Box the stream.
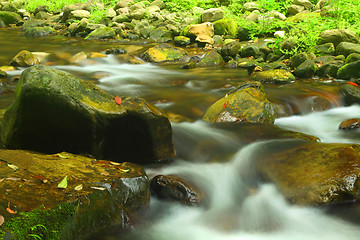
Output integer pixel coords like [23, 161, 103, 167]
[1, 29, 360, 239]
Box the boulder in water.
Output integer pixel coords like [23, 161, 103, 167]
[198, 50, 225, 67]
[0, 149, 149, 239]
[258, 142, 360, 205]
[339, 118, 360, 130]
[340, 82, 360, 105]
[142, 43, 186, 63]
[10, 50, 40, 67]
[85, 26, 116, 40]
[252, 69, 295, 84]
[293, 59, 317, 78]
[202, 81, 275, 124]
[24, 26, 56, 38]
[1, 65, 175, 164]
[150, 175, 203, 205]
[0, 11, 22, 26]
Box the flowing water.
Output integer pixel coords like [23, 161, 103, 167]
[1, 29, 360, 239]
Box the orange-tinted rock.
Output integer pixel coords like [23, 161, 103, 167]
[339, 118, 360, 130]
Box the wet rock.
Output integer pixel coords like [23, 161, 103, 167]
[0, 149, 149, 239]
[290, 52, 312, 68]
[319, 29, 359, 47]
[345, 53, 360, 64]
[316, 61, 343, 78]
[241, 45, 260, 58]
[337, 60, 360, 80]
[24, 26, 56, 38]
[201, 8, 224, 22]
[149, 27, 173, 42]
[221, 40, 241, 58]
[0, 11, 22, 26]
[339, 118, 360, 130]
[1, 65, 175, 164]
[293, 59, 317, 78]
[213, 18, 238, 38]
[202, 81, 274, 124]
[340, 82, 360, 105]
[258, 142, 360, 205]
[313, 43, 335, 55]
[10, 50, 40, 67]
[105, 48, 127, 55]
[174, 36, 191, 47]
[142, 43, 186, 63]
[198, 50, 225, 67]
[336, 42, 360, 58]
[85, 26, 116, 40]
[252, 69, 295, 84]
[186, 22, 214, 44]
[150, 175, 203, 205]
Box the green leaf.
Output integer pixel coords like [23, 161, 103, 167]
[57, 176, 68, 189]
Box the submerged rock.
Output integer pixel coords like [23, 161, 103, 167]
[10, 50, 40, 67]
[0, 149, 149, 239]
[1, 65, 175, 164]
[258, 142, 360, 205]
[202, 81, 275, 124]
[150, 175, 203, 205]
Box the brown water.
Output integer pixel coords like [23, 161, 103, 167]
[2, 29, 359, 240]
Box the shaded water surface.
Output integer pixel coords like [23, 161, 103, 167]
[1, 30, 359, 240]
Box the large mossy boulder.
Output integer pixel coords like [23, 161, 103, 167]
[0, 149, 149, 239]
[213, 18, 238, 38]
[335, 42, 360, 58]
[293, 59, 317, 78]
[1, 65, 175, 164]
[142, 43, 186, 63]
[257, 142, 360, 205]
[337, 60, 360, 80]
[10, 50, 40, 67]
[85, 26, 116, 40]
[0, 11, 22, 26]
[252, 69, 295, 84]
[202, 81, 275, 124]
[319, 29, 359, 47]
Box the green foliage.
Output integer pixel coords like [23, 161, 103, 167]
[162, 0, 219, 12]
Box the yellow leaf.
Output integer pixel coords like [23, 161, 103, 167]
[57, 153, 69, 159]
[90, 186, 106, 191]
[74, 184, 83, 191]
[110, 161, 121, 166]
[120, 169, 130, 173]
[7, 164, 19, 171]
[57, 176, 68, 189]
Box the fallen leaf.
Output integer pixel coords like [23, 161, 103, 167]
[74, 184, 83, 191]
[7, 164, 19, 171]
[5, 177, 21, 181]
[114, 96, 122, 105]
[0, 178, 4, 182]
[100, 172, 110, 176]
[90, 186, 106, 191]
[120, 168, 130, 173]
[223, 101, 228, 109]
[92, 160, 108, 164]
[6, 203, 16, 215]
[347, 82, 359, 87]
[30, 175, 47, 180]
[110, 161, 121, 166]
[57, 153, 69, 159]
[0, 215, 4, 226]
[57, 176, 68, 189]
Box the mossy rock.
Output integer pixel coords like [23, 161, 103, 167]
[149, 27, 173, 42]
[286, 12, 321, 23]
[174, 36, 191, 47]
[316, 61, 343, 78]
[313, 43, 335, 55]
[0, 149, 149, 239]
[345, 53, 360, 64]
[198, 50, 224, 67]
[1, 65, 175, 164]
[290, 52, 312, 68]
[340, 82, 360, 105]
[319, 29, 360, 47]
[337, 60, 360, 80]
[252, 69, 295, 84]
[85, 26, 116, 40]
[0, 11, 21, 26]
[257, 142, 360, 205]
[213, 18, 238, 38]
[293, 59, 317, 78]
[142, 43, 186, 63]
[202, 81, 274, 124]
[336, 42, 360, 58]
[24, 26, 56, 38]
[9, 50, 40, 67]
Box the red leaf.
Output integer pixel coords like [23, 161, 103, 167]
[30, 175, 47, 180]
[115, 96, 122, 105]
[6, 203, 16, 215]
[347, 82, 359, 87]
[223, 101, 228, 109]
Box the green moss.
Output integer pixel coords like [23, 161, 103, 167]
[0, 203, 77, 240]
[0, 11, 22, 26]
[213, 18, 238, 38]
